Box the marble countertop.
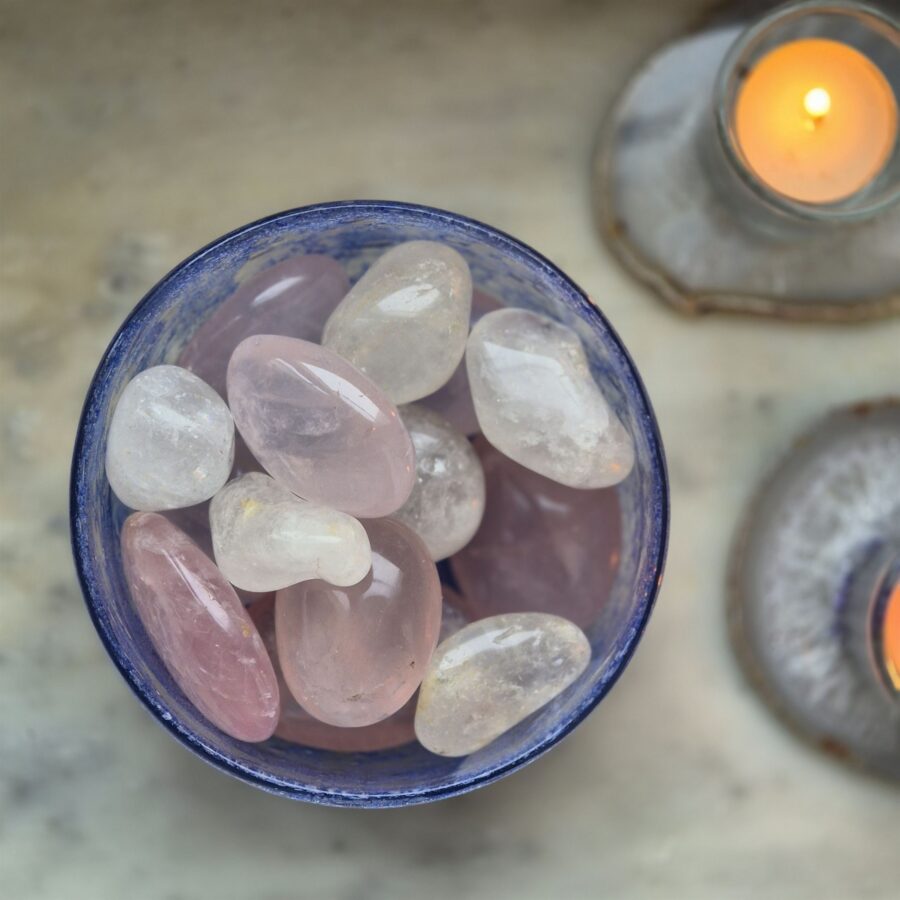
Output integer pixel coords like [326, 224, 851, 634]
[2, 1, 898, 897]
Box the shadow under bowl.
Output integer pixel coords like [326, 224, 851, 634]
[71, 200, 669, 807]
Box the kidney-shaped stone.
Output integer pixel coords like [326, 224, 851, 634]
[210, 472, 371, 593]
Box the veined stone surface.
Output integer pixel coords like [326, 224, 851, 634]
[466, 309, 634, 488]
[394, 404, 486, 561]
[421, 289, 503, 435]
[450, 438, 621, 629]
[106, 365, 234, 511]
[275, 517, 441, 727]
[226, 334, 415, 518]
[177, 254, 349, 397]
[120, 512, 279, 743]
[210, 472, 371, 593]
[415, 613, 591, 757]
[322, 241, 472, 404]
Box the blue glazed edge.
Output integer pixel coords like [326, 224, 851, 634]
[70, 200, 669, 808]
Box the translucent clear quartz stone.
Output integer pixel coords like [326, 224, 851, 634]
[415, 613, 591, 757]
[106, 365, 234, 511]
[177, 254, 349, 398]
[322, 241, 472, 404]
[210, 472, 372, 593]
[275, 518, 442, 728]
[226, 334, 415, 518]
[394, 404, 486, 561]
[466, 309, 634, 488]
[121, 512, 279, 742]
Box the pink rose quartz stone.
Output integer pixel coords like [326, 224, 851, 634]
[177, 255, 349, 398]
[248, 597, 417, 752]
[421, 289, 503, 435]
[449, 438, 622, 630]
[121, 512, 279, 742]
[227, 335, 415, 518]
[275, 517, 442, 727]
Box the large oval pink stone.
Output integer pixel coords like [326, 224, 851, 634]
[275, 517, 442, 727]
[227, 335, 416, 518]
[248, 597, 416, 751]
[177, 255, 349, 398]
[421, 289, 503, 436]
[121, 513, 279, 742]
[449, 438, 622, 629]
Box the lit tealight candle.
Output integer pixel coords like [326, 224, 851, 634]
[884, 582, 900, 692]
[734, 38, 898, 204]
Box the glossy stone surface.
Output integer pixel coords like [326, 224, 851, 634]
[322, 241, 472, 404]
[248, 597, 416, 752]
[106, 365, 234, 511]
[120, 513, 279, 742]
[415, 613, 591, 757]
[227, 334, 415, 518]
[450, 438, 621, 629]
[467, 309, 634, 488]
[210, 472, 371, 593]
[394, 404, 486, 561]
[275, 517, 441, 727]
[177, 255, 349, 397]
[421, 289, 503, 435]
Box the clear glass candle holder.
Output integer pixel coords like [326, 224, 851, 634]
[70, 201, 669, 807]
[710, 1, 900, 228]
[594, 0, 900, 319]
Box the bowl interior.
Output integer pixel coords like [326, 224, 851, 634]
[72, 201, 667, 806]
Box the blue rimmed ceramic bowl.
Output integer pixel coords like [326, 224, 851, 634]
[70, 201, 668, 807]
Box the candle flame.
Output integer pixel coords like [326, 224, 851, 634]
[803, 86, 831, 120]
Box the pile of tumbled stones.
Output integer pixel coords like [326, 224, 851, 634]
[107, 241, 634, 756]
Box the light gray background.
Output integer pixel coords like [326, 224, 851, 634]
[2, 1, 898, 897]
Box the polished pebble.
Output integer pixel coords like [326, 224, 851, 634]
[422, 289, 503, 435]
[323, 241, 472, 404]
[106, 365, 235, 511]
[210, 472, 371, 592]
[275, 517, 441, 727]
[467, 309, 634, 488]
[121, 512, 279, 742]
[248, 597, 416, 752]
[415, 613, 591, 757]
[227, 335, 415, 518]
[450, 438, 621, 629]
[394, 404, 486, 560]
[177, 255, 349, 398]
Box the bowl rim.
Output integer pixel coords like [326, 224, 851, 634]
[70, 199, 669, 808]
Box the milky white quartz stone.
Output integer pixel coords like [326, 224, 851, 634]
[414, 613, 591, 757]
[394, 404, 486, 560]
[105, 365, 234, 511]
[322, 241, 473, 404]
[210, 472, 371, 592]
[466, 309, 634, 489]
